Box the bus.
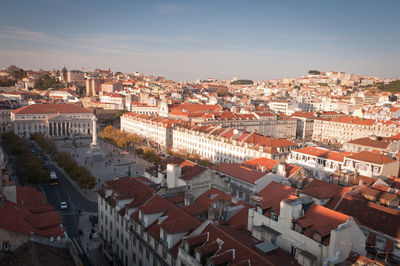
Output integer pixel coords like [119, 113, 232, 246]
[50, 171, 58, 186]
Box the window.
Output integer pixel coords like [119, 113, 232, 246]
[146, 250, 150, 260]
[270, 211, 278, 221]
[139, 243, 143, 253]
[139, 259, 143, 266]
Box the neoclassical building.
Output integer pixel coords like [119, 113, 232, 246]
[11, 104, 94, 138]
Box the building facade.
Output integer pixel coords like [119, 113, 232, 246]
[312, 116, 400, 144]
[11, 104, 94, 138]
[67, 70, 85, 84]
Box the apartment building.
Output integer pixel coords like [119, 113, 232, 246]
[312, 116, 400, 144]
[268, 99, 298, 115]
[343, 134, 400, 156]
[97, 177, 200, 266]
[209, 162, 288, 203]
[287, 146, 399, 180]
[67, 70, 85, 84]
[172, 125, 297, 163]
[86, 78, 102, 96]
[100, 81, 123, 94]
[100, 92, 125, 110]
[291, 111, 319, 139]
[0, 103, 12, 134]
[197, 111, 297, 139]
[129, 102, 159, 116]
[120, 112, 298, 162]
[301, 179, 400, 265]
[121, 113, 179, 149]
[177, 221, 295, 266]
[248, 182, 367, 266]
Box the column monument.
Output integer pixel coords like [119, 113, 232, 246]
[87, 115, 104, 159]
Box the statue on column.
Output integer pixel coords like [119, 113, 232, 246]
[87, 115, 105, 159]
[90, 116, 99, 149]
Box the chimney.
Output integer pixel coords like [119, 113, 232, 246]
[277, 163, 286, 177]
[260, 166, 266, 172]
[166, 163, 181, 188]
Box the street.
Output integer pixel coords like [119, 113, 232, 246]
[43, 162, 97, 237]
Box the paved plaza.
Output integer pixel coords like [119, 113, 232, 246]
[53, 138, 152, 265]
[56, 138, 151, 200]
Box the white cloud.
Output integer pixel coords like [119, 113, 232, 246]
[0, 26, 62, 44]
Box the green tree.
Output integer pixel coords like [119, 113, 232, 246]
[62, 67, 68, 82]
[308, 70, 321, 75]
[230, 79, 253, 85]
[34, 74, 65, 90]
[7, 65, 26, 80]
[377, 80, 400, 93]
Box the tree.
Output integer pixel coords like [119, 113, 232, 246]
[230, 79, 253, 85]
[377, 80, 400, 93]
[6, 65, 26, 80]
[34, 74, 64, 90]
[308, 70, 320, 75]
[62, 67, 68, 82]
[216, 87, 230, 97]
[114, 110, 128, 120]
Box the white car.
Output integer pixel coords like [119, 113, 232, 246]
[60, 201, 68, 210]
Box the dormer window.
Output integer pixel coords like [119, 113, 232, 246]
[271, 211, 278, 221]
[313, 232, 322, 243]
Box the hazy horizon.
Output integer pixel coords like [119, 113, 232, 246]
[1, 0, 399, 81]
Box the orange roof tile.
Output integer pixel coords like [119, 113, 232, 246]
[346, 151, 396, 164]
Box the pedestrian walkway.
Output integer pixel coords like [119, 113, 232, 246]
[79, 211, 109, 266]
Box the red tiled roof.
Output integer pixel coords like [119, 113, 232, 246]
[293, 146, 350, 162]
[195, 188, 233, 209]
[188, 223, 276, 265]
[291, 111, 317, 118]
[346, 151, 396, 164]
[347, 136, 392, 149]
[285, 164, 302, 177]
[0, 201, 65, 238]
[13, 104, 92, 114]
[257, 182, 297, 215]
[210, 163, 265, 184]
[242, 157, 278, 173]
[244, 133, 296, 148]
[360, 187, 398, 202]
[170, 103, 222, 113]
[301, 179, 351, 209]
[160, 217, 198, 234]
[333, 195, 400, 239]
[294, 204, 349, 245]
[327, 116, 376, 126]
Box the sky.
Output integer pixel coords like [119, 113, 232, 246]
[0, 0, 399, 81]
